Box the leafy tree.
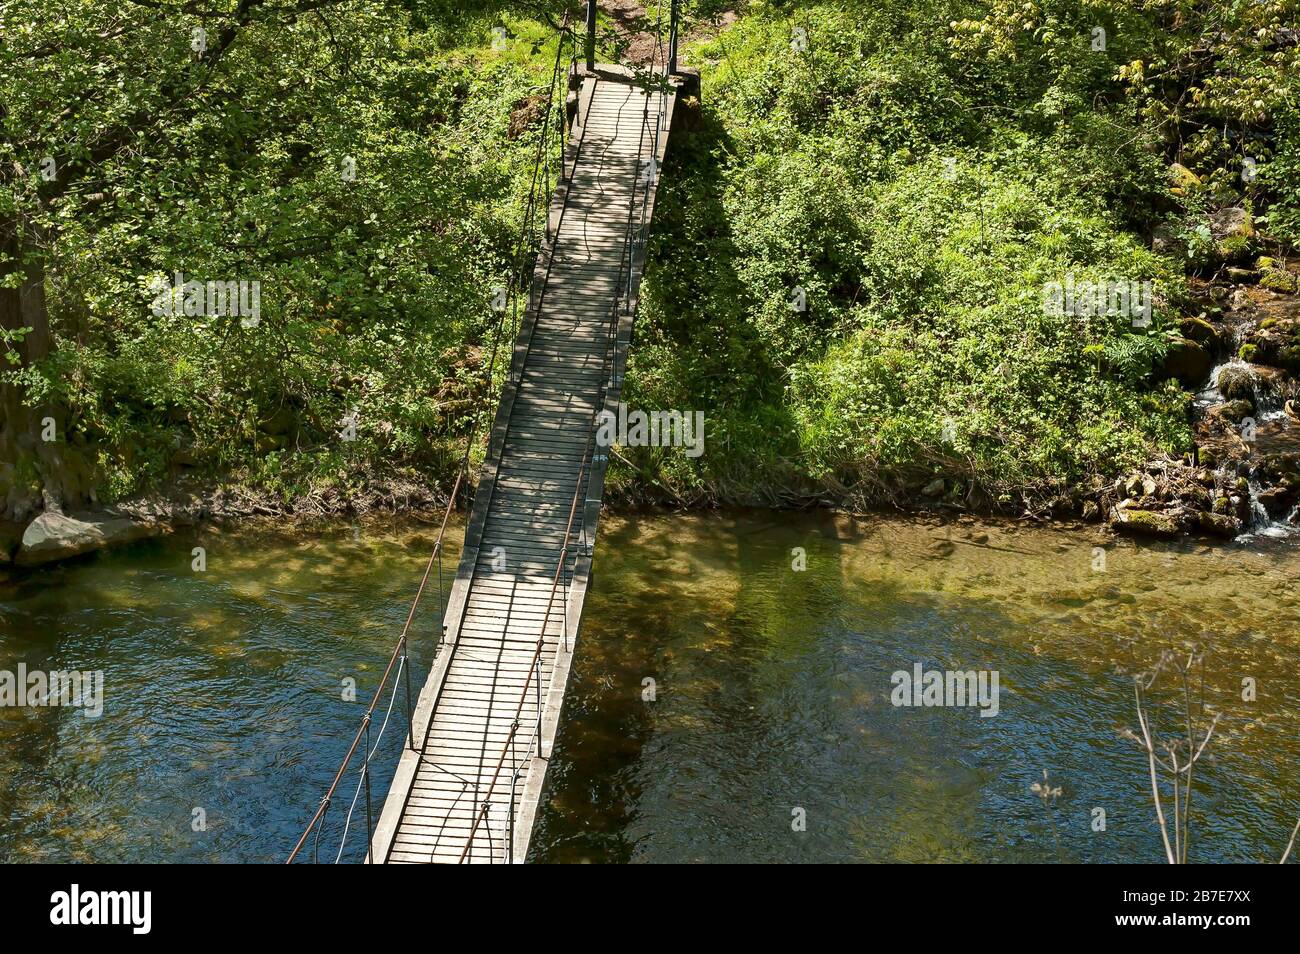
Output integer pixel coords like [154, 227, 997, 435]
[0, 0, 567, 517]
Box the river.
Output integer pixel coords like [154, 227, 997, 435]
[1, 511, 1296, 862]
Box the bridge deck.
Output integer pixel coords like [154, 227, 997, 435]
[371, 68, 676, 864]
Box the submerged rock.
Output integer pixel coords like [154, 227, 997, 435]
[927, 538, 956, 558]
[15, 511, 161, 566]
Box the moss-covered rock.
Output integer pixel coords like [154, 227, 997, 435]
[1218, 362, 1258, 400]
[1179, 315, 1219, 347]
[1210, 207, 1255, 263]
[1217, 398, 1255, 423]
[1169, 162, 1202, 194]
[1109, 507, 1181, 538]
[1244, 319, 1300, 373]
[1195, 511, 1241, 537]
[1261, 267, 1300, 294]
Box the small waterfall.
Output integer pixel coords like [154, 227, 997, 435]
[1195, 360, 1235, 408]
[1236, 475, 1300, 540]
[1198, 359, 1286, 419]
[1229, 320, 1251, 349]
[1246, 477, 1270, 528]
[1189, 317, 1300, 542]
[1249, 365, 1287, 420]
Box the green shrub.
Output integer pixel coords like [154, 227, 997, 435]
[622, 1, 1196, 505]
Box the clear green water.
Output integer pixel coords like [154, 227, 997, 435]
[1, 512, 1297, 862]
[0, 522, 456, 863]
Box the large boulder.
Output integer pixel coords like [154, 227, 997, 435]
[1210, 207, 1255, 262]
[15, 511, 161, 566]
[1209, 206, 1252, 241]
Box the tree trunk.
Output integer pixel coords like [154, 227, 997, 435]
[0, 211, 90, 521]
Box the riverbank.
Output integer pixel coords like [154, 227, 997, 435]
[0, 474, 1284, 574]
[1092, 254, 1300, 542]
[0, 474, 452, 569]
[8, 3, 1299, 554]
[9, 245, 1300, 571]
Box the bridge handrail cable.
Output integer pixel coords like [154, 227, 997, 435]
[285, 12, 577, 865]
[455, 1, 675, 864]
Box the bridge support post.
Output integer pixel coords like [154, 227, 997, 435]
[668, 0, 680, 75]
[585, 0, 597, 71]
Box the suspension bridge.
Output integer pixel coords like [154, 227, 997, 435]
[288, 2, 690, 864]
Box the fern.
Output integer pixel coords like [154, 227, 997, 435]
[1102, 333, 1168, 379]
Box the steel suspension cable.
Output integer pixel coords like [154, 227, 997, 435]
[458, 9, 677, 862]
[286, 14, 580, 864]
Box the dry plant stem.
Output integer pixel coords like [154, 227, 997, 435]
[1282, 817, 1300, 864]
[1181, 659, 1199, 865]
[1171, 742, 1182, 865]
[1135, 679, 1177, 864]
[1130, 652, 1221, 864]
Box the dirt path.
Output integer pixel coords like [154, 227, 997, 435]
[598, 0, 737, 66]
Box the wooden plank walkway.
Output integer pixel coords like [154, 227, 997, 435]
[371, 67, 678, 864]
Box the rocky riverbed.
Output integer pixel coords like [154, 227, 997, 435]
[0, 476, 447, 569]
[1097, 253, 1300, 542]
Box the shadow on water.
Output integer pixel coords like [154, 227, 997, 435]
[532, 510, 1300, 864]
